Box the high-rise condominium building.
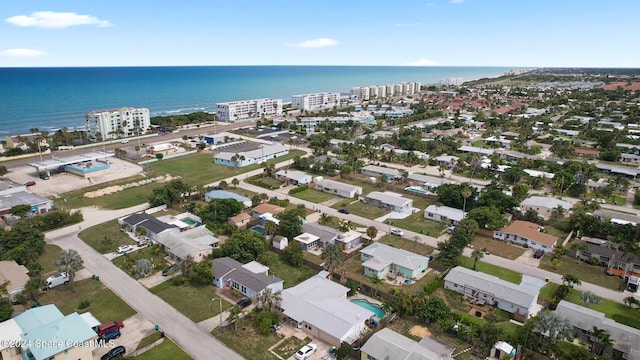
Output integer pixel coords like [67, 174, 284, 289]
[291, 92, 341, 111]
[215, 98, 282, 122]
[85, 107, 150, 140]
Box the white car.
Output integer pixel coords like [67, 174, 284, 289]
[294, 343, 317, 360]
[117, 245, 134, 254]
[390, 228, 404, 236]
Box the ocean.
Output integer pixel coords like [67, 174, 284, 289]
[0, 66, 513, 137]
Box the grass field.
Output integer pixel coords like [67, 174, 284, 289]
[38, 244, 64, 276]
[458, 257, 523, 284]
[331, 200, 388, 219]
[39, 278, 136, 323]
[79, 219, 135, 254]
[379, 234, 435, 256]
[539, 255, 624, 291]
[290, 188, 337, 203]
[390, 214, 446, 237]
[151, 279, 232, 323]
[211, 322, 281, 360]
[470, 235, 526, 260]
[267, 252, 318, 287]
[131, 338, 192, 360]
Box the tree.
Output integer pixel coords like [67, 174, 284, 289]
[283, 242, 304, 267]
[256, 287, 281, 313]
[471, 249, 484, 270]
[366, 226, 378, 242]
[580, 291, 601, 308]
[417, 297, 451, 325]
[155, 153, 164, 161]
[228, 305, 243, 331]
[277, 209, 303, 240]
[134, 145, 141, 159]
[321, 244, 344, 273]
[219, 180, 228, 189]
[264, 221, 278, 238]
[534, 310, 573, 346]
[219, 229, 267, 263]
[10, 204, 31, 217]
[24, 277, 46, 302]
[457, 218, 479, 235]
[0, 280, 9, 297]
[562, 274, 581, 288]
[134, 259, 153, 278]
[461, 187, 472, 213]
[624, 296, 640, 309]
[198, 198, 242, 225]
[591, 326, 614, 356]
[0, 166, 7, 176]
[468, 206, 507, 230]
[0, 298, 12, 322]
[53, 249, 84, 293]
[231, 178, 240, 188]
[180, 256, 195, 279]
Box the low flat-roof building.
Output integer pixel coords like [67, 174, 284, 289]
[214, 143, 289, 168]
[313, 177, 362, 198]
[520, 196, 573, 220]
[424, 205, 467, 226]
[365, 191, 413, 214]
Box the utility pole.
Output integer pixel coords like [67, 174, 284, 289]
[211, 298, 223, 329]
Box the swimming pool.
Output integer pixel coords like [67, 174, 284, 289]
[181, 218, 197, 226]
[405, 186, 428, 195]
[250, 225, 266, 235]
[351, 299, 385, 318]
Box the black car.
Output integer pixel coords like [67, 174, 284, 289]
[99, 330, 121, 342]
[162, 264, 178, 276]
[338, 208, 350, 214]
[236, 298, 252, 308]
[101, 345, 126, 360]
[533, 249, 544, 259]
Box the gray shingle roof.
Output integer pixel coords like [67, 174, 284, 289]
[361, 328, 452, 360]
[210, 257, 282, 293]
[302, 222, 341, 244]
[121, 213, 178, 234]
[360, 243, 429, 272]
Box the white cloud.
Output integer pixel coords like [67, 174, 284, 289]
[287, 38, 338, 49]
[6, 11, 112, 29]
[0, 48, 47, 57]
[451, 0, 464, 4]
[406, 58, 439, 66]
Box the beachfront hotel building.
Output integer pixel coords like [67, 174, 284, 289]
[291, 92, 341, 111]
[350, 81, 421, 101]
[215, 98, 283, 122]
[85, 107, 150, 140]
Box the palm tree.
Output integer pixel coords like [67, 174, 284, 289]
[318, 213, 331, 226]
[535, 310, 574, 346]
[471, 249, 484, 270]
[321, 244, 344, 273]
[461, 187, 472, 213]
[228, 305, 243, 331]
[624, 296, 639, 309]
[256, 288, 281, 313]
[580, 291, 601, 308]
[231, 178, 240, 188]
[0, 280, 10, 297]
[591, 326, 614, 355]
[264, 221, 278, 238]
[53, 249, 84, 293]
[562, 274, 581, 288]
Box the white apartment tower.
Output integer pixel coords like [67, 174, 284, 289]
[440, 77, 464, 86]
[291, 92, 340, 111]
[350, 87, 371, 101]
[216, 98, 283, 122]
[85, 107, 150, 140]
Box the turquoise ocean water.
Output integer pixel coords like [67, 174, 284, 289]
[0, 66, 512, 136]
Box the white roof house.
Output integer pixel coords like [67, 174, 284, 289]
[361, 243, 430, 273]
[365, 191, 413, 213]
[314, 177, 362, 198]
[360, 328, 454, 360]
[407, 173, 453, 189]
[0, 318, 22, 353]
[275, 169, 312, 185]
[156, 226, 218, 262]
[520, 196, 573, 220]
[361, 165, 401, 179]
[280, 275, 374, 346]
[424, 205, 467, 225]
[458, 145, 495, 156]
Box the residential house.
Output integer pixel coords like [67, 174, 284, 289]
[433, 154, 460, 169]
[211, 257, 283, 299]
[360, 243, 430, 280]
[313, 177, 362, 198]
[295, 222, 363, 251]
[361, 165, 401, 180]
[406, 173, 453, 192]
[0, 178, 54, 215]
[495, 150, 542, 162]
[596, 163, 640, 178]
[228, 212, 252, 228]
[204, 190, 252, 207]
[365, 191, 414, 214]
[11, 304, 98, 360]
[0, 260, 29, 301]
[280, 274, 375, 346]
[314, 155, 346, 167]
[620, 153, 640, 165]
[360, 328, 454, 360]
[587, 178, 609, 193]
[275, 169, 312, 185]
[118, 213, 179, 241]
[457, 145, 495, 157]
[156, 226, 219, 263]
[570, 237, 640, 281]
[5, 133, 48, 150]
[0, 318, 23, 360]
[213, 143, 289, 168]
[424, 205, 467, 226]
[574, 147, 600, 159]
[556, 300, 640, 359]
[444, 266, 543, 318]
[519, 196, 573, 220]
[594, 209, 639, 226]
[251, 203, 286, 224]
[493, 220, 559, 253]
[156, 212, 202, 231]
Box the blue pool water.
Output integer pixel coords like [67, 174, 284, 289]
[351, 299, 385, 318]
[405, 186, 428, 195]
[250, 225, 266, 235]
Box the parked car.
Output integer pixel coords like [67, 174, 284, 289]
[97, 321, 125, 336]
[162, 264, 178, 276]
[533, 249, 544, 259]
[272, 323, 283, 331]
[390, 228, 404, 236]
[295, 343, 317, 360]
[39, 173, 50, 180]
[117, 245, 133, 254]
[101, 345, 126, 360]
[337, 208, 350, 214]
[121, 139, 129, 144]
[99, 329, 121, 342]
[45, 272, 69, 290]
[446, 226, 456, 234]
[25, 181, 36, 187]
[236, 298, 252, 308]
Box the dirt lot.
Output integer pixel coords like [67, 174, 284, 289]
[470, 235, 526, 260]
[6, 157, 143, 198]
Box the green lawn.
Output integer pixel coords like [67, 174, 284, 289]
[136, 331, 164, 350]
[151, 279, 232, 323]
[539, 284, 640, 329]
[331, 200, 388, 219]
[379, 235, 435, 256]
[338, 176, 379, 196]
[539, 255, 624, 291]
[112, 245, 170, 278]
[613, 195, 627, 206]
[290, 188, 338, 203]
[458, 257, 523, 284]
[267, 252, 318, 288]
[131, 338, 193, 360]
[79, 219, 135, 254]
[38, 244, 64, 276]
[248, 175, 283, 189]
[39, 278, 136, 323]
[211, 322, 280, 360]
[390, 214, 446, 237]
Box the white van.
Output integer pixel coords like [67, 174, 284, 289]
[45, 272, 69, 290]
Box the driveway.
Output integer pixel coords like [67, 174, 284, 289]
[94, 313, 156, 359]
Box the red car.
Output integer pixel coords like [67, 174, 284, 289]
[25, 181, 36, 187]
[97, 321, 124, 336]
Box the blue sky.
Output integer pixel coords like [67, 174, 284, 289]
[1, 0, 638, 67]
